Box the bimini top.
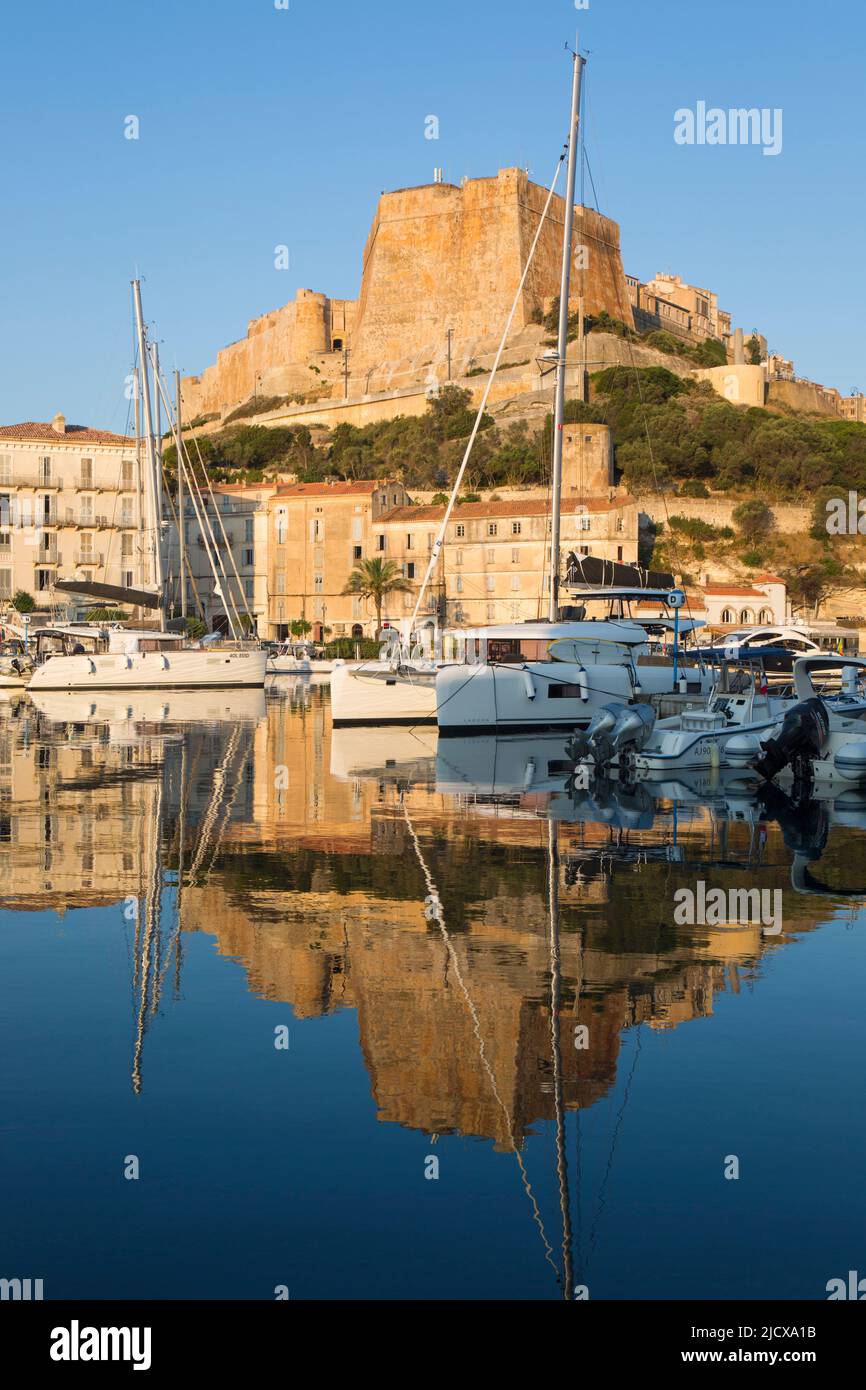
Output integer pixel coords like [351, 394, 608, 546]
[564, 587, 683, 603]
[448, 620, 650, 647]
[793, 654, 866, 700]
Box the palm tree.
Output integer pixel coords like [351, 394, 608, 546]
[341, 556, 413, 634]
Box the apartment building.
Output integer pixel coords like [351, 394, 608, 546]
[379, 493, 639, 627]
[0, 414, 143, 609]
[266, 479, 409, 639]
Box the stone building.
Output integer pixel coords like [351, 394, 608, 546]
[180, 168, 633, 423]
[0, 415, 144, 610]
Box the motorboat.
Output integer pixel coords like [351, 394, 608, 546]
[0, 638, 34, 690]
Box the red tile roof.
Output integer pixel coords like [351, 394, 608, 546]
[276, 480, 390, 497]
[381, 495, 634, 523]
[0, 422, 133, 445]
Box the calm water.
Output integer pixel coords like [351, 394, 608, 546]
[1, 679, 865, 1301]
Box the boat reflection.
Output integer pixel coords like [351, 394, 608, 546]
[2, 694, 865, 1296]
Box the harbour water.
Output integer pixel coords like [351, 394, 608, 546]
[1, 680, 865, 1300]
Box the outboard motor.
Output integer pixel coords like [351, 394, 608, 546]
[753, 697, 830, 783]
[607, 704, 655, 761]
[565, 703, 620, 765]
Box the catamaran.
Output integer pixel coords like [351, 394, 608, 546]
[30, 281, 267, 693]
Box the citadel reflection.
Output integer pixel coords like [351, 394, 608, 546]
[1, 685, 862, 1142]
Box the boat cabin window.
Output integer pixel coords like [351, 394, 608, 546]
[487, 638, 522, 663]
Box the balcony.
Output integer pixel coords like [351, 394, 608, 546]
[12, 475, 64, 490]
[74, 551, 103, 566]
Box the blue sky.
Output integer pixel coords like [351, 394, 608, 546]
[1, 0, 862, 428]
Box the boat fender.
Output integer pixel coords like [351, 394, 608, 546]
[834, 741, 866, 781]
[522, 668, 536, 701]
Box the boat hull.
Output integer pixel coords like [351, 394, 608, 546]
[330, 661, 437, 725]
[28, 648, 268, 691]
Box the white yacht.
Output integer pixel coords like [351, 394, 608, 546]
[28, 625, 266, 693]
[435, 598, 714, 735]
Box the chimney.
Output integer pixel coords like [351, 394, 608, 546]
[51, 412, 66, 435]
[732, 329, 744, 366]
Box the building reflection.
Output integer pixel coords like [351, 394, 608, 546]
[0, 688, 851, 1140]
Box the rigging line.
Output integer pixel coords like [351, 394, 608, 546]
[155, 370, 243, 635]
[185, 417, 256, 627]
[400, 795, 562, 1289]
[584, 1022, 643, 1274]
[410, 148, 569, 633]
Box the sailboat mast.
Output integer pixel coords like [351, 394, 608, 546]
[150, 339, 164, 536]
[549, 43, 585, 623]
[175, 369, 187, 619]
[133, 366, 146, 590]
[132, 279, 165, 600]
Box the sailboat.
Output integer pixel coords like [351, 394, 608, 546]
[435, 47, 713, 734]
[28, 281, 268, 693]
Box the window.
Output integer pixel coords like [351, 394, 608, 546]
[245, 519, 254, 543]
[275, 510, 287, 544]
[314, 574, 323, 592]
[511, 548, 519, 564]
[120, 496, 134, 526]
[352, 518, 362, 541]
[455, 549, 463, 565]
[487, 548, 495, 563]
[80, 458, 93, 486]
[121, 534, 133, 558]
[123, 569, 134, 588]
[456, 575, 463, 593]
[487, 522, 497, 536]
[486, 603, 495, 620]
[427, 533, 434, 552]
[0, 568, 10, 598]
[353, 545, 362, 560]
[740, 608, 754, 624]
[486, 575, 495, 592]
[455, 523, 465, 538]
[121, 459, 134, 487]
[406, 534, 413, 549]
[759, 609, 773, 623]
[511, 521, 521, 535]
[39, 457, 51, 485]
[510, 575, 519, 591]
[36, 568, 53, 591]
[244, 578, 254, 601]
[376, 534, 385, 551]
[548, 683, 586, 699]
[243, 548, 254, 567]
[721, 608, 736, 623]
[0, 455, 11, 485]
[275, 570, 286, 594]
[579, 513, 591, 532]
[407, 562, 415, 579]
